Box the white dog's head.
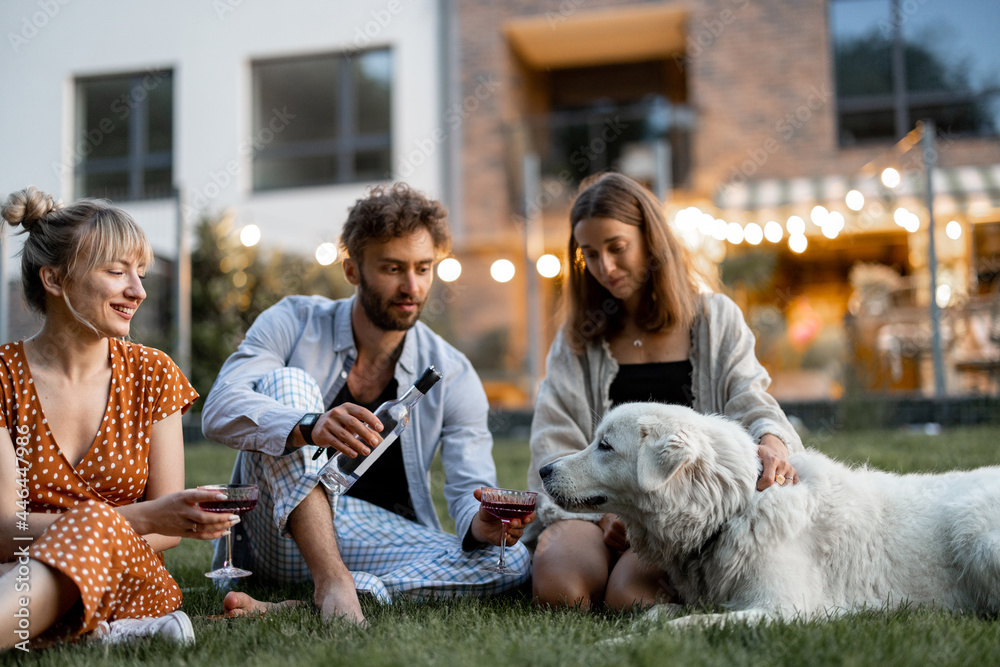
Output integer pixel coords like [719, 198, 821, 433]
[539, 402, 760, 557]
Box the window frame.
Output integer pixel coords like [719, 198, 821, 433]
[250, 48, 393, 191]
[74, 69, 174, 201]
[829, 0, 999, 146]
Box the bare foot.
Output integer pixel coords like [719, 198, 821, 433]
[222, 591, 302, 618]
[315, 579, 367, 627]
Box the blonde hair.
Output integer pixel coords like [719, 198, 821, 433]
[1, 186, 154, 317]
[564, 172, 711, 352]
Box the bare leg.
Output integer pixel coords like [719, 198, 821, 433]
[286, 485, 365, 625]
[604, 549, 676, 611]
[0, 559, 78, 649]
[532, 520, 613, 609]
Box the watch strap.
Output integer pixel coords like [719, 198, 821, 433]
[298, 412, 321, 446]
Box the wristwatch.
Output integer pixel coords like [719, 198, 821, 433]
[298, 412, 321, 446]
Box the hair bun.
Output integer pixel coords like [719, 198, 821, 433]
[1, 186, 62, 231]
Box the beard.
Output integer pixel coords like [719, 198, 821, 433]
[357, 272, 425, 331]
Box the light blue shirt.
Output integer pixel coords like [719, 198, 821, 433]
[201, 294, 497, 542]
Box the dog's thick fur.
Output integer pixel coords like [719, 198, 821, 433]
[540, 402, 1000, 626]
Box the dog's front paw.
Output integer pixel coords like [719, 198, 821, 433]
[667, 609, 774, 630]
[642, 603, 684, 623]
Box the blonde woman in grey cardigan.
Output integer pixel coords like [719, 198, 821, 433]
[528, 173, 803, 610]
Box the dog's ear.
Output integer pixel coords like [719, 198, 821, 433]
[636, 417, 694, 492]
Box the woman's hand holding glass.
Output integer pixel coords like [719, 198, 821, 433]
[142, 488, 240, 539]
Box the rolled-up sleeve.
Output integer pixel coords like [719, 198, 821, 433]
[201, 298, 309, 456]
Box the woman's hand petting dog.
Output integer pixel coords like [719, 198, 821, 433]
[598, 513, 629, 552]
[757, 433, 798, 491]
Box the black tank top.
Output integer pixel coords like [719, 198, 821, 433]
[608, 360, 694, 408]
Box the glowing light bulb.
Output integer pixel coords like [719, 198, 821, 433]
[437, 257, 462, 282]
[490, 259, 515, 283]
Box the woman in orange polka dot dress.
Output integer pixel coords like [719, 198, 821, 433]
[0, 187, 239, 651]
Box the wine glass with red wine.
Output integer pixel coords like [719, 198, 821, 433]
[198, 484, 259, 579]
[480, 487, 537, 574]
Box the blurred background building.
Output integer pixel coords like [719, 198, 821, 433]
[2, 0, 998, 410]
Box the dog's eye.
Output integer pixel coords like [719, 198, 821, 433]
[597, 438, 613, 452]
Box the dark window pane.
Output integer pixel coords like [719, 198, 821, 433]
[78, 70, 173, 200]
[82, 76, 131, 160]
[146, 73, 173, 153]
[256, 56, 339, 146]
[354, 148, 391, 181]
[82, 170, 129, 200]
[143, 168, 173, 198]
[910, 98, 999, 137]
[839, 109, 896, 145]
[252, 49, 393, 189]
[254, 155, 339, 190]
[831, 0, 999, 145]
[831, 0, 892, 97]
[354, 50, 392, 135]
[902, 0, 1000, 96]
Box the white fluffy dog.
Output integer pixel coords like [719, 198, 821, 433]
[539, 402, 1000, 626]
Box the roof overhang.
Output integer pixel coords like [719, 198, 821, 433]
[504, 4, 688, 70]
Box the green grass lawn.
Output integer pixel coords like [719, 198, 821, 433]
[8, 426, 1000, 666]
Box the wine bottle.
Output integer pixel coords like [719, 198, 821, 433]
[316, 366, 443, 496]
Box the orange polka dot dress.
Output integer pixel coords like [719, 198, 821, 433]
[0, 339, 198, 643]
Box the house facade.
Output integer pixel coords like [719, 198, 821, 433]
[2, 0, 997, 402]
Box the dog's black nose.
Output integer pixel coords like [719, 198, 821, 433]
[539, 463, 554, 479]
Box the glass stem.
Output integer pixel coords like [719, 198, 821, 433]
[224, 532, 233, 569]
[497, 520, 509, 568]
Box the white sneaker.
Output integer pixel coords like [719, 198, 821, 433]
[98, 611, 195, 645]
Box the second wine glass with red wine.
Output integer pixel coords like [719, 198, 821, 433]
[479, 487, 537, 574]
[198, 483, 259, 579]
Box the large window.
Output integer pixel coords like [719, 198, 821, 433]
[830, 0, 1000, 145]
[75, 70, 174, 200]
[252, 49, 392, 190]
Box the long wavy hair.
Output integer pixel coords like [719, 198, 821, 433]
[563, 172, 706, 352]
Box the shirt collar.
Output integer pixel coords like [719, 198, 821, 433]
[333, 294, 418, 377]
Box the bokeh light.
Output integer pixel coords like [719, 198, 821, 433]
[744, 222, 764, 245]
[240, 224, 261, 247]
[946, 220, 962, 240]
[437, 257, 462, 282]
[763, 220, 783, 243]
[315, 242, 338, 266]
[536, 254, 561, 278]
[881, 167, 901, 188]
[490, 259, 515, 283]
[845, 189, 865, 211]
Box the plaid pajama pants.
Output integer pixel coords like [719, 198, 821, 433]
[214, 367, 529, 603]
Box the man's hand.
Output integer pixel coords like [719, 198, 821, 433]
[470, 487, 536, 546]
[306, 403, 384, 458]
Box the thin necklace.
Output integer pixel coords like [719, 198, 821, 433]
[633, 338, 642, 348]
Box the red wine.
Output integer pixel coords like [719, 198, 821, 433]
[200, 499, 258, 516]
[481, 500, 535, 521]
